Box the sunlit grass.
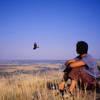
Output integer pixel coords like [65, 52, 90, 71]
[0, 62, 100, 100]
[0, 74, 98, 100]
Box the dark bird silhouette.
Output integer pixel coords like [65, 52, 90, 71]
[33, 42, 39, 50]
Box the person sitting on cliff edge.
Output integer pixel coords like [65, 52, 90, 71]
[60, 41, 99, 97]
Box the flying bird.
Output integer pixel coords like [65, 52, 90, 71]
[33, 42, 39, 50]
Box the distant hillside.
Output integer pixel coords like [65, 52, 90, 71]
[0, 59, 66, 64]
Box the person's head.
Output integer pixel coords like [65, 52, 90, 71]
[76, 41, 88, 55]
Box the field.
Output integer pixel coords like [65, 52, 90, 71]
[0, 61, 100, 100]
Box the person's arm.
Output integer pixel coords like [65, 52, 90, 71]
[65, 59, 76, 66]
[70, 60, 85, 68]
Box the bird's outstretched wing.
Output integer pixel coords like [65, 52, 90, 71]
[33, 42, 39, 50]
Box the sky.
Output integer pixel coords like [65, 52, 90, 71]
[0, 0, 100, 60]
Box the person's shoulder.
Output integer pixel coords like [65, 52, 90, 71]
[85, 54, 93, 58]
[85, 54, 96, 63]
[82, 54, 94, 61]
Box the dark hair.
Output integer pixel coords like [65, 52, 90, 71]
[76, 41, 88, 54]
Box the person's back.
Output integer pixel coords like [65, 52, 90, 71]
[75, 54, 99, 78]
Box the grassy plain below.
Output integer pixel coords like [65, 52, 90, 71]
[0, 60, 100, 100]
